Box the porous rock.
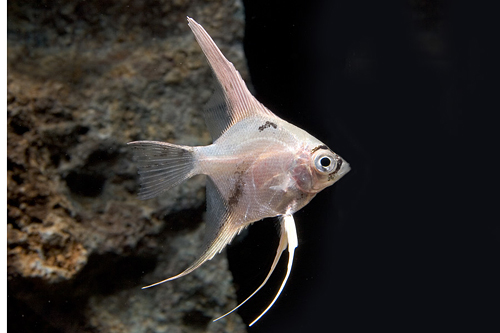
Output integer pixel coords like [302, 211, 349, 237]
[7, 0, 248, 331]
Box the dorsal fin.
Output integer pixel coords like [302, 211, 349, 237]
[187, 17, 276, 140]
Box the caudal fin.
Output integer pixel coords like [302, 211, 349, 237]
[128, 141, 196, 200]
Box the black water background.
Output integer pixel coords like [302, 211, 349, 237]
[228, 1, 498, 331]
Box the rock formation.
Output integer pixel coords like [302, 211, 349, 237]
[7, 1, 248, 331]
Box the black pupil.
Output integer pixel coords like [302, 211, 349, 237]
[320, 157, 331, 167]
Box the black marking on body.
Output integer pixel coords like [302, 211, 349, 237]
[258, 121, 277, 132]
[228, 171, 245, 206]
[311, 145, 328, 153]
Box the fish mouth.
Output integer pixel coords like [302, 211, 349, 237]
[336, 160, 350, 180]
[324, 159, 350, 186]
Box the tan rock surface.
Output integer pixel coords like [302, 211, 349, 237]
[8, 1, 248, 331]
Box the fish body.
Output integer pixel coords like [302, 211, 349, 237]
[199, 116, 340, 221]
[129, 17, 350, 326]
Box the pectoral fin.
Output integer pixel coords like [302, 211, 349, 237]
[213, 214, 298, 326]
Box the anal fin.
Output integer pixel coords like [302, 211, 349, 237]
[142, 177, 245, 289]
[141, 220, 242, 289]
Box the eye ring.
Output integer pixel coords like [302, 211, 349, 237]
[314, 154, 337, 173]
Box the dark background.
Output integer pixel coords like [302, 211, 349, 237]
[228, 0, 498, 331]
[7, 0, 498, 332]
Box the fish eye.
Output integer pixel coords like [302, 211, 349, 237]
[314, 153, 336, 173]
[320, 157, 331, 167]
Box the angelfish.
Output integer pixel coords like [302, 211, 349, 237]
[128, 17, 350, 326]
